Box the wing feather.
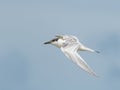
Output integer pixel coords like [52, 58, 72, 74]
[61, 44, 97, 77]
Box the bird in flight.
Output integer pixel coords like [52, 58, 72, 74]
[44, 35, 100, 77]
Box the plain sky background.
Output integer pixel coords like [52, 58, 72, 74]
[0, 0, 120, 90]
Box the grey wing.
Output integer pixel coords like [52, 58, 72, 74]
[61, 44, 97, 77]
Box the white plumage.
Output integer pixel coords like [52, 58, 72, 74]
[44, 35, 99, 77]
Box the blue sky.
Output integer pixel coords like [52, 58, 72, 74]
[0, 0, 120, 90]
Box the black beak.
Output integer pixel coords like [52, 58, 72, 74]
[44, 41, 51, 44]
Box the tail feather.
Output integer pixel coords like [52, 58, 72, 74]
[80, 46, 100, 53]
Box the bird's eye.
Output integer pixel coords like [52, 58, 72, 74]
[52, 39, 55, 41]
[52, 38, 58, 42]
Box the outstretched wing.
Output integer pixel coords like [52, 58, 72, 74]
[61, 43, 97, 77]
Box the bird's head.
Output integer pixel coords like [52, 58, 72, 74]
[44, 35, 65, 48]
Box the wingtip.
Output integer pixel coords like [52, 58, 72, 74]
[89, 72, 100, 78]
[93, 73, 100, 78]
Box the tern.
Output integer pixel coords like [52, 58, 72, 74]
[44, 35, 99, 77]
